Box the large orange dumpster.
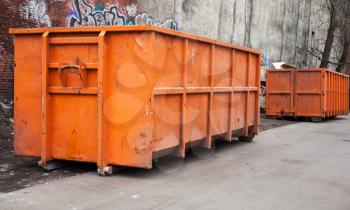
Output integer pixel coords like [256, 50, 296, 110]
[10, 26, 261, 175]
[266, 68, 349, 120]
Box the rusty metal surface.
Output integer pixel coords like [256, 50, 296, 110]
[11, 25, 261, 171]
[266, 68, 349, 118]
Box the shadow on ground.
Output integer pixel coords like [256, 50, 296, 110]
[1, 102, 300, 193]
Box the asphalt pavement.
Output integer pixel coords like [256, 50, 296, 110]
[1, 116, 349, 210]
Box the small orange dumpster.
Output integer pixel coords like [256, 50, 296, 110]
[266, 68, 349, 120]
[10, 26, 261, 175]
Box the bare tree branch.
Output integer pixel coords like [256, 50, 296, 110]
[298, 46, 350, 66]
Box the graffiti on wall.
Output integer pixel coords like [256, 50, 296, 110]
[20, 0, 52, 27]
[67, 0, 180, 30]
[67, 0, 126, 26]
[134, 13, 180, 30]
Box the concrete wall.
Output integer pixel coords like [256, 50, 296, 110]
[0, 0, 343, 99]
[138, 0, 342, 70]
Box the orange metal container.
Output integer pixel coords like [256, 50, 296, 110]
[266, 68, 349, 119]
[10, 26, 261, 174]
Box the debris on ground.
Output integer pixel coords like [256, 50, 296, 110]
[0, 100, 94, 193]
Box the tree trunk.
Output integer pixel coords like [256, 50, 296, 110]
[346, 53, 350, 75]
[345, 9, 350, 74]
[336, 0, 350, 72]
[320, 23, 336, 68]
[336, 38, 349, 72]
[320, 3, 337, 68]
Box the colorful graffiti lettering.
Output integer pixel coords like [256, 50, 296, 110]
[67, 0, 126, 26]
[20, 0, 52, 27]
[67, 0, 180, 30]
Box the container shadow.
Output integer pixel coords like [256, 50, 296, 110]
[115, 140, 250, 179]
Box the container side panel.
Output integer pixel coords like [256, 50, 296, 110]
[345, 77, 347, 114]
[339, 75, 342, 114]
[249, 55, 258, 87]
[335, 74, 337, 115]
[336, 74, 339, 115]
[153, 34, 183, 87]
[326, 71, 331, 117]
[48, 45, 98, 65]
[338, 75, 341, 115]
[153, 95, 181, 151]
[342, 76, 344, 114]
[46, 38, 99, 162]
[344, 77, 346, 114]
[266, 71, 293, 115]
[48, 45, 98, 87]
[50, 95, 97, 161]
[296, 95, 322, 116]
[342, 76, 346, 115]
[335, 73, 337, 115]
[341, 76, 344, 115]
[49, 69, 98, 88]
[104, 32, 153, 168]
[186, 94, 209, 142]
[295, 71, 322, 117]
[267, 94, 292, 114]
[321, 70, 326, 117]
[347, 77, 348, 113]
[187, 41, 211, 87]
[332, 72, 335, 116]
[346, 77, 350, 113]
[296, 71, 322, 103]
[248, 93, 257, 125]
[337, 75, 342, 115]
[213, 46, 231, 87]
[211, 93, 230, 135]
[340, 75, 342, 115]
[340, 76, 342, 115]
[267, 71, 292, 92]
[232, 93, 246, 130]
[14, 35, 42, 157]
[233, 51, 248, 87]
[344, 77, 347, 114]
[329, 71, 332, 116]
